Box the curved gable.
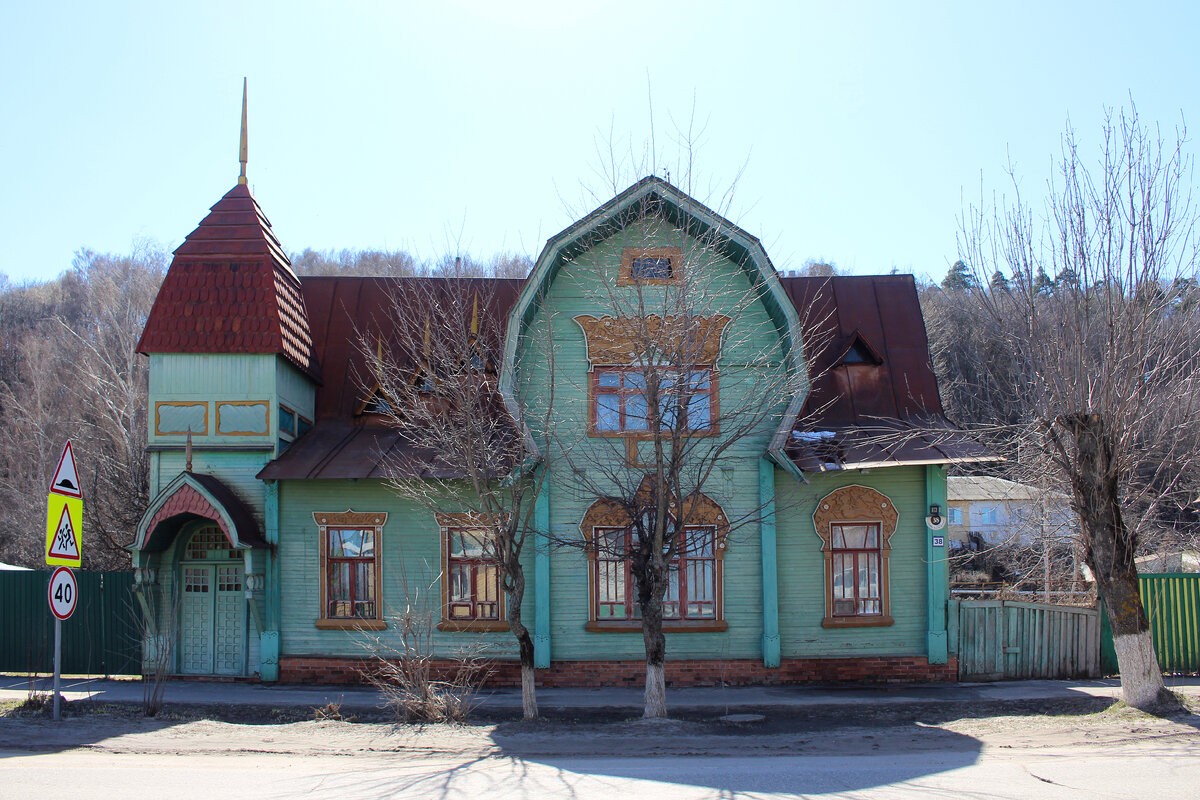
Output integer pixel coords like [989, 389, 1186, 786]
[498, 177, 807, 473]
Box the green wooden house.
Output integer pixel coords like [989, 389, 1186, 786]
[130, 161, 990, 684]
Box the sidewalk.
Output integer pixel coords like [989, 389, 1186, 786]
[4, 674, 1198, 716]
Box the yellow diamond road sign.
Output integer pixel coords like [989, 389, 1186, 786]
[46, 493, 83, 567]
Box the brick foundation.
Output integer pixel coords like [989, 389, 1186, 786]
[278, 655, 958, 686]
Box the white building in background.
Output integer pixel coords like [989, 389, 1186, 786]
[946, 476, 1077, 550]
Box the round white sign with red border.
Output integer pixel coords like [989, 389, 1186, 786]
[48, 566, 78, 621]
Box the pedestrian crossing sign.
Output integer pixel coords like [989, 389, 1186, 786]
[45, 493, 83, 567]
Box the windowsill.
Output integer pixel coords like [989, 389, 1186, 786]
[586, 620, 728, 633]
[587, 428, 719, 439]
[437, 620, 509, 632]
[821, 615, 894, 629]
[316, 618, 386, 631]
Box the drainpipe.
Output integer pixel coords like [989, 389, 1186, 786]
[759, 458, 781, 667]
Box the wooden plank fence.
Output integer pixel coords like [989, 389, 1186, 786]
[951, 598, 1101, 681]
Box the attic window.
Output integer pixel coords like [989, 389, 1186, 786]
[619, 247, 681, 285]
[632, 257, 672, 280]
[842, 342, 873, 364]
[360, 390, 393, 415]
[838, 333, 882, 366]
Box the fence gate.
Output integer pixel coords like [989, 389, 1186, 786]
[952, 598, 1101, 681]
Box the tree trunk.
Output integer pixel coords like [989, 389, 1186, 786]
[639, 566, 668, 719]
[1065, 413, 1170, 710]
[506, 564, 538, 720]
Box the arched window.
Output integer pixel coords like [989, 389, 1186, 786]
[581, 490, 728, 632]
[813, 485, 898, 628]
[183, 525, 239, 561]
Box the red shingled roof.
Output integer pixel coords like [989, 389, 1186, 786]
[137, 184, 318, 380]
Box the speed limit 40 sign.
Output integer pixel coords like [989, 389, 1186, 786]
[48, 566, 78, 621]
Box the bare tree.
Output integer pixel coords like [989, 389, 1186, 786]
[363, 277, 549, 720]
[0, 246, 165, 569]
[957, 105, 1200, 709]
[539, 188, 808, 718]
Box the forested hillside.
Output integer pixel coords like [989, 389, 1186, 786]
[0, 248, 531, 569]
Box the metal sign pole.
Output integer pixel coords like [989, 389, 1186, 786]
[53, 616, 61, 721]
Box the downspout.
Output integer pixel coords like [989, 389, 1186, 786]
[758, 458, 781, 667]
[259, 480, 281, 682]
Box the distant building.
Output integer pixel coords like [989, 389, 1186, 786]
[1134, 551, 1200, 574]
[946, 476, 1077, 550]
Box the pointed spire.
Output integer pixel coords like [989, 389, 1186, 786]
[185, 428, 193, 472]
[238, 77, 248, 185]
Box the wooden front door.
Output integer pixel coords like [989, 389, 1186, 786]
[179, 528, 247, 676]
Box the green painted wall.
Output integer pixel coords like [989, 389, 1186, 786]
[510, 219, 795, 661]
[276, 479, 534, 659]
[775, 466, 934, 658]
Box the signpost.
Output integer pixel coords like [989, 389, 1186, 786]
[47, 566, 77, 721]
[45, 441, 83, 720]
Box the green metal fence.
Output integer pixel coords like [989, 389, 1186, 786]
[0, 570, 141, 675]
[1100, 573, 1200, 676]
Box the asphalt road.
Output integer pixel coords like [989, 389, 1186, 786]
[3, 738, 1198, 800]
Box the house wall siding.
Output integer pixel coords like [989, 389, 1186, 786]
[513, 219, 790, 661]
[776, 465, 931, 658]
[276, 479, 534, 659]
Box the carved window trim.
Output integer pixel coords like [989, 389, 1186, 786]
[579, 490, 729, 633]
[618, 246, 682, 286]
[435, 513, 507, 632]
[216, 400, 271, 437]
[314, 510, 387, 631]
[812, 485, 898, 628]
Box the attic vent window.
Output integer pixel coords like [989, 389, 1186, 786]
[842, 342, 873, 364]
[838, 334, 882, 366]
[632, 257, 672, 280]
[619, 246, 681, 285]
[360, 391, 393, 415]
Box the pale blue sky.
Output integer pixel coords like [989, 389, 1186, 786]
[2, 1, 1196, 284]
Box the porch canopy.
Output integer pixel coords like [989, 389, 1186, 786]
[134, 471, 266, 553]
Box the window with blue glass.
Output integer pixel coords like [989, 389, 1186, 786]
[592, 367, 714, 434]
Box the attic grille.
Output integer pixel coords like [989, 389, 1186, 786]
[631, 256, 673, 280]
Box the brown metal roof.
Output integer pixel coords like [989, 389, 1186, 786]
[780, 275, 994, 470]
[258, 273, 988, 479]
[137, 183, 318, 380]
[299, 276, 524, 420]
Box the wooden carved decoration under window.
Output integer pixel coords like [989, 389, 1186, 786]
[812, 485, 897, 629]
[573, 314, 731, 366]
